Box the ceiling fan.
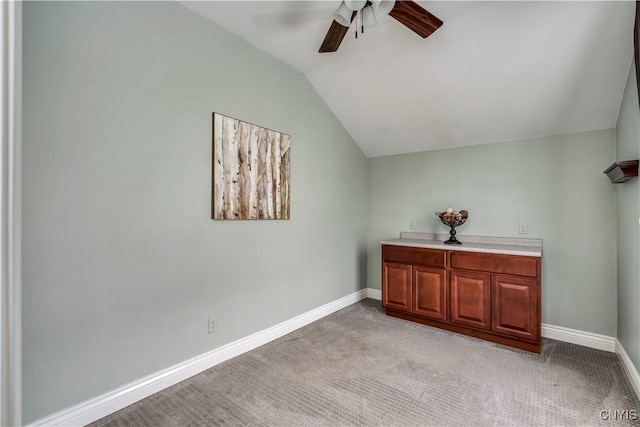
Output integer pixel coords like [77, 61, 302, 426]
[319, 0, 443, 53]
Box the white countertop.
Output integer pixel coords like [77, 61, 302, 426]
[382, 232, 542, 257]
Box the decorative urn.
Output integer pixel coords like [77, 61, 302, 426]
[435, 209, 468, 245]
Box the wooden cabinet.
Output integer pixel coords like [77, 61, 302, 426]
[382, 262, 412, 312]
[413, 267, 447, 321]
[382, 245, 447, 321]
[382, 264, 446, 320]
[449, 270, 490, 330]
[491, 275, 539, 341]
[382, 244, 541, 353]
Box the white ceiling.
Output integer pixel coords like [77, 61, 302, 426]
[183, 1, 635, 158]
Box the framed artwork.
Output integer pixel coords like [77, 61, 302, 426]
[635, 1, 640, 104]
[212, 113, 291, 219]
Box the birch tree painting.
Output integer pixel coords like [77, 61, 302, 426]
[212, 113, 291, 220]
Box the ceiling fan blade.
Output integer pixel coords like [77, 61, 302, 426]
[389, 1, 443, 38]
[319, 12, 356, 53]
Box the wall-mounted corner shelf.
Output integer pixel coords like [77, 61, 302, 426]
[604, 160, 639, 183]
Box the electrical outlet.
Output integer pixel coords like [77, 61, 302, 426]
[208, 318, 217, 334]
[409, 219, 416, 229]
[519, 223, 528, 235]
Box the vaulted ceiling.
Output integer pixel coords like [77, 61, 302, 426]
[183, 1, 635, 158]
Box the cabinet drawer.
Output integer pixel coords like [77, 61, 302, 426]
[383, 245, 446, 268]
[450, 252, 538, 278]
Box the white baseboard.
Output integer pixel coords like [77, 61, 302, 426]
[541, 324, 616, 352]
[366, 288, 381, 300]
[29, 288, 629, 426]
[29, 289, 368, 427]
[366, 287, 616, 353]
[615, 339, 640, 401]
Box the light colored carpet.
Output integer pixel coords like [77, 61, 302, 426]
[91, 299, 640, 426]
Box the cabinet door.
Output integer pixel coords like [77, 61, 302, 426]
[382, 262, 412, 312]
[492, 275, 539, 341]
[450, 270, 491, 330]
[413, 267, 447, 320]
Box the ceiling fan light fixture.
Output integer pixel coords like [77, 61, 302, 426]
[372, 0, 396, 16]
[362, 6, 378, 28]
[333, 1, 354, 27]
[344, 0, 367, 11]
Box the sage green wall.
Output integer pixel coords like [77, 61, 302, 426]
[368, 130, 617, 336]
[615, 59, 640, 370]
[22, 1, 367, 423]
